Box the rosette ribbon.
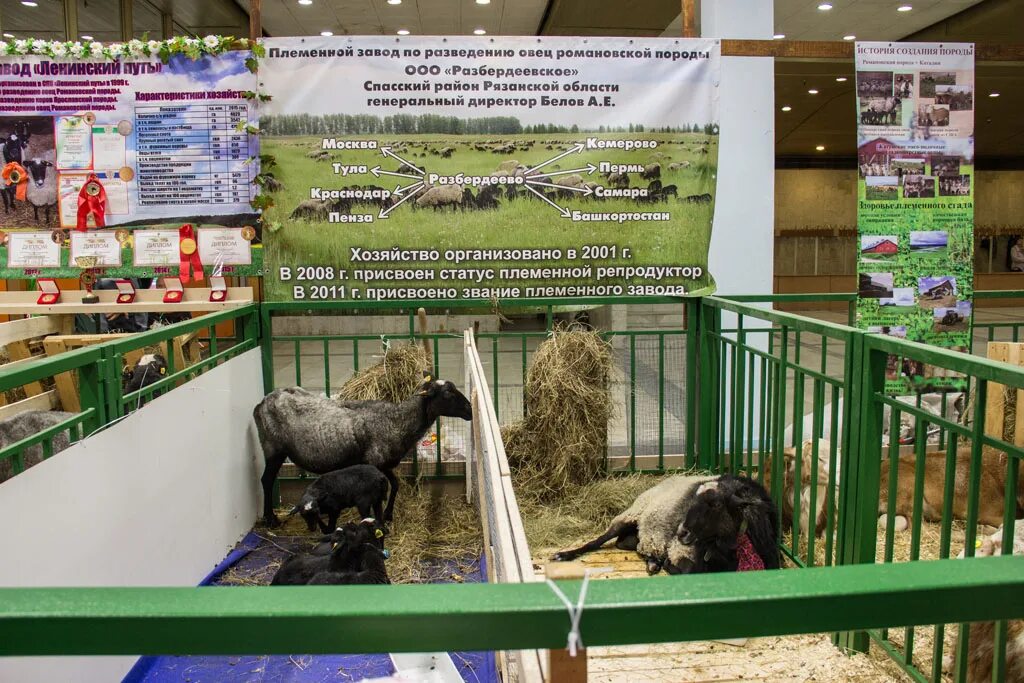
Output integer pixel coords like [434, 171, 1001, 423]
[178, 223, 204, 283]
[76, 173, 107, 231]
[1, 162, 28, 201]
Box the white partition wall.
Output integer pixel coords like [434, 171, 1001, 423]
[0, 349, 264, 683]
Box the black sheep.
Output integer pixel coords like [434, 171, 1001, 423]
[680, 474, 780, 574]
[289, 464, 388, 533]
[122, 353, 168, 400]
[271, 519, 387, 585]
[307, 542, 390, 585]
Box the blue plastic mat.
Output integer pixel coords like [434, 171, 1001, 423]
[123, 532, 497, 683]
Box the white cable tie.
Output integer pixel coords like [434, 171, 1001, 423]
[545, 567, 611, 657]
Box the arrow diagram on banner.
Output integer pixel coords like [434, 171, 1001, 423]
[379, 183, 426, 219]
[380, 147, 425, 175]
[524, 143, 585, 176]
[531, 164, 598, 179]
[371, 165, 423, 180]
[523, 183, 571, 219]
[524, 179, 594, 197]
[393, 181, 424, 196]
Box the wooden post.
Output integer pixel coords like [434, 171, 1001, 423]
[417, 307, 432, 368]
[119, 0, 133, 42]
[985, 342, 1024, 446]
[681, 0, 697, 38]
[545, 562, 588, 683]
[160, 12, 173, 40]
[249, 0, 262, 42]
[63, 0, 78, 41]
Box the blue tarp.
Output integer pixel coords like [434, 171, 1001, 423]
[123, 532, 497, 683]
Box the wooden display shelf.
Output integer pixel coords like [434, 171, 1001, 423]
[0, 287, 253, 315]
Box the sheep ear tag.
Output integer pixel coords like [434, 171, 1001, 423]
[739, 518, 749, 536]
[374, 529, 384, 539]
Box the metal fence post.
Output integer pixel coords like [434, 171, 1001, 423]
[77, 356, 108, 438]
[685, 299, 699, 469]
[260, 304, 275, 394]
[835, 333, 885, 654]
[697, 300, 721, 471]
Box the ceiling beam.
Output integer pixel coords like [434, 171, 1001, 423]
[722, 39, 1024, 65]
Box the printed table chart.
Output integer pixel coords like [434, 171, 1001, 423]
[135, 104, 252, 207]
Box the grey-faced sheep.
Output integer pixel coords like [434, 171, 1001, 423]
[254, 377, 473, 526]
[640, 163, 661, 181]
[23, 158, 56, 224]
[289, 464, 388, 533]
[551, 474, 716, 575]
[270, 519, 387, 585]
[680, 474, 780, 573]
[0, 410, 76, 483]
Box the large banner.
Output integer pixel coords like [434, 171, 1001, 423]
[260, 37, 719, 303]
[0, 49, 262, 278]
[855, 42, 974, 393]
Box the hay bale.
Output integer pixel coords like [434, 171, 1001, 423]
[336, 342, 430, 402]
[503, 326, 615, 500]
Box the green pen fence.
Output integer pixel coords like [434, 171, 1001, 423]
[0, 296, 1023, 681]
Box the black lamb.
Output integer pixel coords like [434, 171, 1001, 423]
[122, 353, 168, 402]
[270, 519, 387, 586]
[254, 376, 473, 526]
[307, 542, 391, 585]
[680, 474, 780, 573]
[289, 464, 388, 533]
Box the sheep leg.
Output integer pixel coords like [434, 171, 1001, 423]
[260, 454, 287, 527]
[551, 520, 636, 561]
[373, 494, 385, 523]
[382, 468, 400, 522]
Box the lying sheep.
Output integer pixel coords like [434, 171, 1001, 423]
[254, 377, 473, 525]
[762, 439, 835, 537]
[551, 474, 716, 574]
[289, 464, 388, 533]
[271, 518, 387, 585]
[24, 158, 56, 224]
[308, 539, 390, 585]
[878, 445, 1024, 531]
[680, 474, 780, 573]
[0, 410, 76, 483]
[122, 353, 168, 400]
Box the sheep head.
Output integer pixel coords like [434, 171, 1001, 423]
[680, 488, 746, 546]
[415, 377, 473, 421]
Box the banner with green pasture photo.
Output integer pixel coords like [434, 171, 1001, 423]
[855, 42, 974, 394]
[259, 37, 720, 303]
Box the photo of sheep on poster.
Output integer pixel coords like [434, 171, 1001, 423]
[938, 175, 970, 197]
[857, 71, 893, 97]
[932, 301, 972, 333]
[903, 175, 935, 199]
[935, 84, 973, 111]
[920, 72, 956, 98]
[0, 116, 57, 228]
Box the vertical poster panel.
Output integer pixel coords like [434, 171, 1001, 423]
[260, 37, 720, 303]
[855, 42, 974, 393]
[0, 51, 263, 279]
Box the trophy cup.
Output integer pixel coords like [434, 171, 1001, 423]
[74, 255, 100, 304]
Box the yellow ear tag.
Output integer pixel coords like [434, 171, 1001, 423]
[375, 529, 384, 538]
[331, 542, 339, 550]
[424, 375, 432, 382]
[159, 367, 166, 375]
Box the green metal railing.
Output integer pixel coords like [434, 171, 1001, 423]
[261, 297, 694, 481]
[0, 296, 1023, 681]
[0, 305, 259, 482]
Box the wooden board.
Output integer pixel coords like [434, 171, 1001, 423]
[0, 316, 61, 347]
[0, 390, 57, 420]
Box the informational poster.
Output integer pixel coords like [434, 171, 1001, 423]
[855, 42, 974, 393]
[0, 50, 264, 279]
[260, 37, 720, 302]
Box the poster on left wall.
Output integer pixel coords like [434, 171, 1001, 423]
[0, 49, 263, 278]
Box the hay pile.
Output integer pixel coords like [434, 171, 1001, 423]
[336, 342, 430, 402]
[503, 326, 615, 500]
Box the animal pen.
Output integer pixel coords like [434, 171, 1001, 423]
[1, 295, 1024, 683]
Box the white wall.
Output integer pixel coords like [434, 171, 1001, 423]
[663, 0, 775, 449]
[0, 349, 264, 683]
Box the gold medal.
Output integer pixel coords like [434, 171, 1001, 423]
[241, 226, 255, 241]
[115, 229, 130, 244]
[180, 238, 197, 255]
[83, 112, 96, 126]
[118, 166, 134, 182]
[8, 169, 21, 184]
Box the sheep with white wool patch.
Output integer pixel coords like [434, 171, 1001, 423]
[23, 157, 57, 224]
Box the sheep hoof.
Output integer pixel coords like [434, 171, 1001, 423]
[550, 552, 572, 562]
[893, 515, 909, 532]
[645, 558, 663, 575]
[263, 514, 282, 529]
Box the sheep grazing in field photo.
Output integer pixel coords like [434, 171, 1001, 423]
[414, 184, 465, 211]
[254, 376, 473, 526]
